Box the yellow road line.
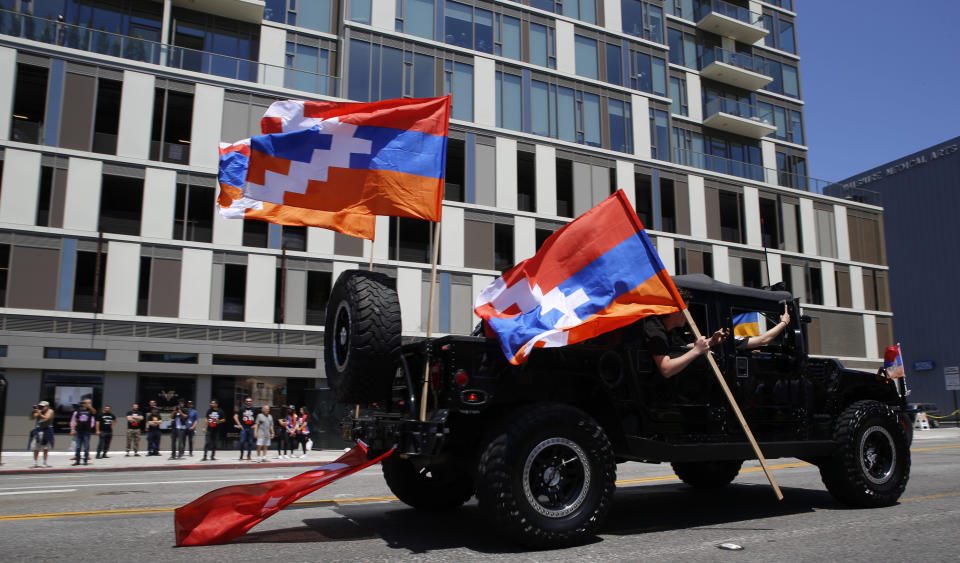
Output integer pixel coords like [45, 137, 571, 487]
[1, 445, 957, 522]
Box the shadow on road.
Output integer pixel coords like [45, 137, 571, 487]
[230, 481, 845, 554]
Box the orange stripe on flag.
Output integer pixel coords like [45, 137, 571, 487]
[245, 204, 376, 240]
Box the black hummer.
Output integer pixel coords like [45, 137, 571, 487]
[324, 270, 910, 547]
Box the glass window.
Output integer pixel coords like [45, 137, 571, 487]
[73, 251, 106, 314]
[529, 23, 555, 69]
[682, 34, 697, 69]
[669, 76, 687, 116]
[44, 348, 106, 360]
[475, 8, 494, 53]
[496, 72, 522, 131]
[150, 87, 193, 164]
[10, 64, 48, 144]
[382, 46, 404, 100]
[348, 39, 371, 102]
[605, 43, 622, 85]
[790, 110, 804, 145]
[403, 0, 435, 39]
[414, 53, 435, 98]
[782, 64, 799, 97]
[445, 1, 473, 48]
[622, 1, 663, 43]
[351, 0, 372, 23]
[668, 28, 683, 65]
[446, 61, 473, 121]
[581, 92, 601, 147]
[174, 184, 214, 243]
[497, 15, 521, 59]
[652, 56, 666, 96]
[222, 263, 246, 321]
[557, 86, 576, 142]
[531, 80, 552, 137]
[774, 106, 787, 139]
[673, 0, 694, 20]
[779, 20, 795, 53]
[633, 51, 651, 92]
[648, 5, 663, 44]
[650, 108, 669, 160]
[286, 42, 332, 95]
[757, 101, 773, 127]
[298, 0, 332, 32]
[608, 99, 632, 153]
[99, 175, 143, 236]
[574, 35, 598, 80]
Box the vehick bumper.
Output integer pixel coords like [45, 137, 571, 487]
[347, 409, 453, 458]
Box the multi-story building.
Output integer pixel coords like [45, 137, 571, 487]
[832, 136, 960, 416]
[0, 0, 891, 447]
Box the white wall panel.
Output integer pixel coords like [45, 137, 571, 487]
[712, 244, 730, 283]
[284, 269, 307, 325]
[833, 204, 851, 260]
[765, 252, 782, 284]
[441, 206, 464, 267]
[103, 241, 140, 315]
[535, 145, 557, 216]
[495, 137, 518, 210]
[117, 71, 154, 159]
[799, 198, 817, 256]
[657, 236, 676, 275]
[189, 84, 224, 169]
[308, 227, 335, 255]
[555, 20, 576, 74]
[849, 264, 865, 310]
[63, 157, 102, 232]
[820, 260, 837, 307]
[397, 267, 422, 333]
[179, 248, 213, 319]
[616, 160, 635, 207]
[211, 207, 243, 246]
[0, 46, 14, 141]
[370, 0, 396, 30]
[603, 0, 622, 32]
[140, 167, 177, 239]
[863, 313, 878, 359]
[631, 94, 650, 159]
[742, 185, 761, 246]
[687, 175, 706, 238]
[514, 215, 536, 263]
[0, 149, 41, 225]
[244, 253, 276, 323]
[761, 139, 777, 183]
[257, 25, 286, 87]
[373, 215, 390, 260]
[685, 72, 703, 122]
[473, 56, 496, 127]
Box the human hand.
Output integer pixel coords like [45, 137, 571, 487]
[709, 328, 729, 347]
[780, 305, 791, 326]
[70, 430, 76, 436]
[692, 336, 710, 355]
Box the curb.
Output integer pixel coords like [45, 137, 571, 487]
[0, 459, 337, 476]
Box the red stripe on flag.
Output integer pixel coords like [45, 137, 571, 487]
[297, 96, 451, 137]
[501, 191, 643, 294]
[174, 444, 395, 547]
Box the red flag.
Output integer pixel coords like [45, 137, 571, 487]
[174, 443, 395, 546]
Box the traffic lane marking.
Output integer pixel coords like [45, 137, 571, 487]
[0, 476, 285, 492]
[0, 489, 77, 496]
[0, 444, 956, 522]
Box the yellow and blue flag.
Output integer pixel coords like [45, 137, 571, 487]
[733, 312, 760, 337]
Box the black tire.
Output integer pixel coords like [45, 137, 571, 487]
[819, 400, 910, 507]
[671, 460, 743, 489]
[476, 404, 616, 548]
[382, 455, 474, 511]
[323, 270, 402, 404]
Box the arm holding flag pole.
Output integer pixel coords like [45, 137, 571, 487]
[681, 308, 784, 501]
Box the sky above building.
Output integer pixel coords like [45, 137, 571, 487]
[798, 0, 959, 182]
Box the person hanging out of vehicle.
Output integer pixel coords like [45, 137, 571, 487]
[642, 289, 728, 379]
[733, 305, 792, 352]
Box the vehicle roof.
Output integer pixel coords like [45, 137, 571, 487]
[673, 274, 793, 304]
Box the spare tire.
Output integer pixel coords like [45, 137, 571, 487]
[323, 270, 402, 404]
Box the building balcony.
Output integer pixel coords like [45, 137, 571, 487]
[169, 0, 265, 24]
[696, 0, 768, 44]
[699, 47, 772, 91]
[0, 9, 338, 96]
[702, 98, 777, 139]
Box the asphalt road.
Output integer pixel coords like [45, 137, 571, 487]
[1, 437, 957, 562]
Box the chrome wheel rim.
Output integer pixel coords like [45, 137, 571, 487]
[522, 437, 590, 518]
[859, 425, 896, 485]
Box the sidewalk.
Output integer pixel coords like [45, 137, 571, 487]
[0, 448, 346, 475]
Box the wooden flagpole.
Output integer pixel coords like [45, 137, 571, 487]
[368, 237, 375, 272]
[419, 221, 442, 422]
[682, 308, 784, 501]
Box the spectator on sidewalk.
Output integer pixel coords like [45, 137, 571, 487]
[70, 398, 97, 466]
[95, 405, 116, 459]
[185, 401, 199, 457]
[233, 397, 256, 461]
[276, 406, 293, 459]
[201, 399, 225, 462]
[253, 405, 275, 463]
[30, 401, 54, 468]
[296, 406, 311, 458]
[125, 403, 143, 456]
[168, 400, 185, 460]
[172, 402, 191, 459]
[145, 406, 162, 456]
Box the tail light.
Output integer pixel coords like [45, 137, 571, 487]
[430, 361, 441, 390]
[454, 369, 469, 387]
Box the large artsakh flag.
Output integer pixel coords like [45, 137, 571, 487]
[474, 190, 686, 364]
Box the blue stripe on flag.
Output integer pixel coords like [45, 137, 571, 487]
[487, 231, 663, 359]
[219, 151, 250, 188]
[250, 126, 446, 179]
[733, 312, 759, 327]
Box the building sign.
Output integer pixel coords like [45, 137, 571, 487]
[843, 144, 958, 189]
[945, 366, 960, 391]
[913, 360, 935, 371]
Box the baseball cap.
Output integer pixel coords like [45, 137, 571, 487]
[38, 400, 50, 407]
